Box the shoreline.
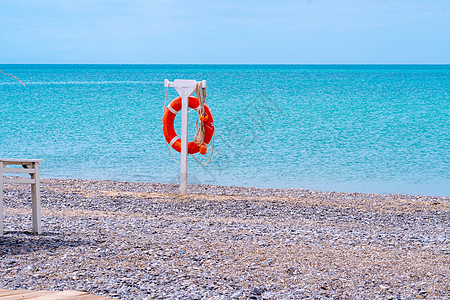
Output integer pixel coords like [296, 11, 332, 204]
[37, 177, 450, 202]
[1, 177, 449, 299]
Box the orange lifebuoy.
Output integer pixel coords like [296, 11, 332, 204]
[163, 96, 214, 155]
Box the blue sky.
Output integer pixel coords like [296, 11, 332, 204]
[1, 0, 449, 64]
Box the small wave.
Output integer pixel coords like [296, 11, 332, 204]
[0, 82, 23, 85]
[1, 81, 160, 85]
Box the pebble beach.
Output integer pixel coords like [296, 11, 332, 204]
[1, 178, 449, 299]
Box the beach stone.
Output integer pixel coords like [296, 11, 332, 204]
[251, 287, 263, 295]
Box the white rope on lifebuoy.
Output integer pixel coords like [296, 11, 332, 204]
[169, 136, 179, 146]
[167, 105, 177, 114]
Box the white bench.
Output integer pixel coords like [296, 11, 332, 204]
[0, 158, 43, 236]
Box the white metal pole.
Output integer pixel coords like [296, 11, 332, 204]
[164, 79, 206, 194]
[180, 87, 189, 194]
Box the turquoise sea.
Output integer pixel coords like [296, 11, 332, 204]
[1, 65, 449, 197]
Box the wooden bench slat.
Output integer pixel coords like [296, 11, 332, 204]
[2, 169, 36, 174]
[0, 159, 43, 163]
[3, 178, 36, 184]
[0, 289, 31, 296]
[0, 290, 57, 299]
[27, 290, 89, 300]
[3, 162, 32, 166]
